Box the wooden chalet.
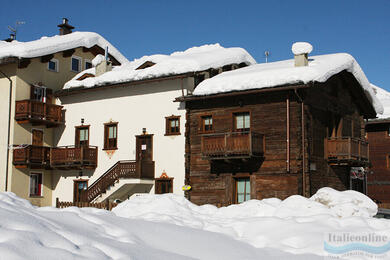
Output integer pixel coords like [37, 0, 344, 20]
[365, 85, 390, 203]
[178, 46, 378, 206]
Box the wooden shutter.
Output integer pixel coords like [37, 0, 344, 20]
[32, 129, 43, 146]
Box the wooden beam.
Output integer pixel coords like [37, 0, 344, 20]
[63, 49, 75, 58]
[18, 58, 31, 69]
[41, 54, 54, 63]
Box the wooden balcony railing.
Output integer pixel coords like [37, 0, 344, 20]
[15, 100, 64, 126]
[50, 146, 98, 169]
[85, 160, 154, 202]
[12, 145, 50, 168]
[326, 137, 369, 165]
[201, 131, 265, 159]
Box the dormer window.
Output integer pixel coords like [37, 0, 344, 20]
[85, 59, 92, 70]
[48, 59, 59, 72]
[71, 56, 82, 72]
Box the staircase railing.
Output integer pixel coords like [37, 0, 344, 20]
[85, 160, 138, 202]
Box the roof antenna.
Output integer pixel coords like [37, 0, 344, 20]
[8, 21, 25, 40]
[264, 50, 270, 63]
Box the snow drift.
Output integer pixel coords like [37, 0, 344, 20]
[0, 188, 387, 260]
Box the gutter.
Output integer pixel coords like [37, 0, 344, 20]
[0, 70, 12, 192]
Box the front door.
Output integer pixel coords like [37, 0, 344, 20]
[32, 129, 43, 146]
[73, 180, 88, 202]
[136, 134, 153, 161]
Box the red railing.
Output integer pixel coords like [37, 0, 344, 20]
[201, 131, 264, 159]
[85, 160, 154, 202]
[326, 137, 369, 163]
[50, 146, 98, 168]
[15, 100, 64, 124]
[12, 145, 50, 167]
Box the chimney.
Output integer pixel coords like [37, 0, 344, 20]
[93, 48, 112, 77]
[4, 33, 15, 42]
[57, 18, 75, 35]
[292, 42, 313, 67]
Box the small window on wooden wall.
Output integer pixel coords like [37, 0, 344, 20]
[165, 115, 180, 136]
[387, 155, 390, 168]
[75, 125, 89, 147]
[200, 115, 213, 132]
[104, 122, 118, 150]
[234, 112, 250, 132]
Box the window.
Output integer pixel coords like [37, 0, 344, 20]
[388, 126, 390, 137]
[48, 59, 59, 72]
[234, 112, 250, 131]
[104, 122, 118, 150]
[30, 173, 42, 196]
[201, 115, 213, 132]
[30, 85, 52, 103]
[71, 56, 82, 72]
[85, 59, 92, 70]
[165, 115, 180, 135]
[236, 178, 250, 203]
[75, 126, 89, 147]
[155, 179, 173, 194]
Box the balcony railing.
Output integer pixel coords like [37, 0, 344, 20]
[201, 131, 265, 159]
[15, 100, 64, 126]
[12, 145, 50, 168]
[50, 146, 98, 169]
[326, 137, 369, 165]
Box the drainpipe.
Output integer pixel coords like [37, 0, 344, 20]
[286, 96, 290, 173]
[0, 70, 12, 192]
[294, 88, 306, 197]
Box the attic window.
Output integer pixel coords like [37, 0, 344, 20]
[48, 59, 59, 72]
[136, 61, 156, 70]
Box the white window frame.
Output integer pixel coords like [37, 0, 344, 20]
[84, 59, 92, 70]
[71, 56, 82, 72]
[47, 58, 59, 72]
[29, 172, 44, 197]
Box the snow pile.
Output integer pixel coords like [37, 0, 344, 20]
[64, 43, 256, 89]
[0, 192, 321, 260]
[193, 53, 383, 115]
[114, 188, 385, 256]
[92, 54, 105, 67]
[0, 32, 129, 65]
[292, 42, 313, 55]
[371, 84, 390, 119]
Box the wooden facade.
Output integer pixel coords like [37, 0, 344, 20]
[366, 120, 390, 203]
[182, 70, 376, 206]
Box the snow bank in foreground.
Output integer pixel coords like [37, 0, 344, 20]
[114, 188, 384, 257]
[0, 188, 385, 259]
[0, 192, 321, 260]
[193, 53, 383, 115]
[64, 43, 256, 89]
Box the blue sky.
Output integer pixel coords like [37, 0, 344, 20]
[1, 0, 389, 90]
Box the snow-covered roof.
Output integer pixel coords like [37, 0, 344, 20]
[193, 53, 383, 115]
[370, 84, 390, 120]
[0, 32, 129, 65]
[63, 43, 256, 89]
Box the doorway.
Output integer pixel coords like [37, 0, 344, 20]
[73, 179, 88, 202]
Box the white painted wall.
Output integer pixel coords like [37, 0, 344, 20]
[52, 77, 193, 204]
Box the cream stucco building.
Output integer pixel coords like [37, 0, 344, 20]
[0, 19, 128, 206]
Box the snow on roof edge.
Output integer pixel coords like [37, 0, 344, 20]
[0, 31, 129, 65]
[192, 53, 383, 115]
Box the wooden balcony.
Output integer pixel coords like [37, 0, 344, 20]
[325, 137, 369, 166]
[12, 145, 50, 168]
[201, 131, 265, 159]
[15, 100, 64, 127]
[50, 146, 98, 169]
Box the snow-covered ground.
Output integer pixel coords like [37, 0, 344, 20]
[0, 188, 388, 260]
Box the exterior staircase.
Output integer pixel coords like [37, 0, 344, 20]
[84, 160, 155, 203]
